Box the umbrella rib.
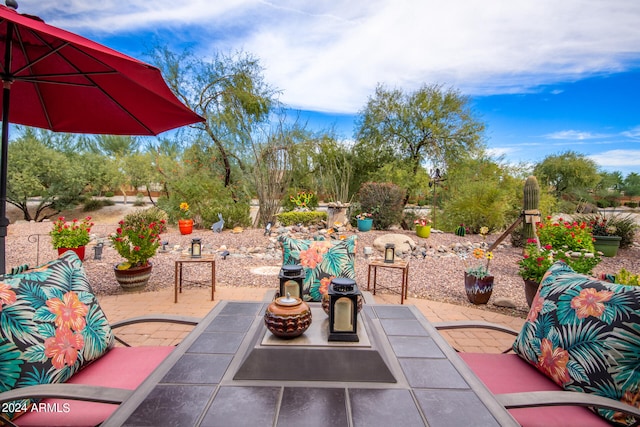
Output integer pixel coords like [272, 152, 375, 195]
[13, 27, 155, 134]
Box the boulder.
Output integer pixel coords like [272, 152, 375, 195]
[373, 234, 416, 255]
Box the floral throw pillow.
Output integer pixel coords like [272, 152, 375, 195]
[278, 235, 357, 301]
[0, 251, 114, 421]
[513, 261, 640, 426]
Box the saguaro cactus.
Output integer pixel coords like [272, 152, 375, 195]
[523, 176, 540, 240]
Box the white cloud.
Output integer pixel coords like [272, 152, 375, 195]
[588, 149, 640, 168]
[621, 126, 640, 140]
[21, 0, 640, 113]
[543, 130, 609, 140]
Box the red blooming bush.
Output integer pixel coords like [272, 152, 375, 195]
[50, 217, 93, 249]
[110, 209, 166, 269]
[535, 216, 595, 253]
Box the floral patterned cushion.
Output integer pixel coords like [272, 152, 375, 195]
[513, 261, 640, 426]
[278, 235, 357, 302]
[0, 251, 114, 421]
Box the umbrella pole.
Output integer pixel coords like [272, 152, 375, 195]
[0, 82, 9, 276]
[0, 21, 14, 276]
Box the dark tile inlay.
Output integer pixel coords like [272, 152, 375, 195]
[414, 389, 500, 427]
[161, 354, 232, 384]
[123, 384, 214, 426]
[399, 358, 469, 389]
[350, 388, 425, 427]
[373, 305, 415, 319]
[205, 314, 254, 332]
[200, 386, 280, 427]
[188, 332, 244, 354]
[388, 336, 445, 358]
[219, 302, 262, 317]
[277, 388, 348, 427]
[380, 318, 429, 336]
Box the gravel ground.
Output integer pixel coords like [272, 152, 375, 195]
[7, 206, 640, 319]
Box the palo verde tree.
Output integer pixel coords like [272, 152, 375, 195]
[148, 46, 278, 190]
[353, 83, 485, 203]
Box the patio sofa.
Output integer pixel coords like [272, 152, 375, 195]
[435, 261, 640, 426]
[0, 252, 199, 426]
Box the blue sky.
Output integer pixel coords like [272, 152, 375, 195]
[17, 1, 640, 176]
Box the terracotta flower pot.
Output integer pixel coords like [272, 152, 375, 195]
[464, 272, 494, 305]
[57, 246, 85, 261]
[178, 219, 194, 235]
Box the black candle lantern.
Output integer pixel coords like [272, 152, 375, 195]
[278, 265, 305, 299]
[191, 238, 202, 258]
[384, 243, 395, 263]
[328, 277, 360, 342]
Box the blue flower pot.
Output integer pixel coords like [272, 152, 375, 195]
[357, 218, 373, 232]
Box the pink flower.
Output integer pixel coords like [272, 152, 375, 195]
[46, 291, 89, 332]
[537, 338, 570, 384]
[571, 288, 613, 319]
[0, 282, 17, 312]
[44, 327, 85, 369]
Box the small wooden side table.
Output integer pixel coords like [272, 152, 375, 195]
[174, 254, 216, 303]
[367, 259, 410, 304]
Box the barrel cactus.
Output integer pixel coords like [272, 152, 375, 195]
[523, 176, 540, 240]
[455, 224, 466, 237]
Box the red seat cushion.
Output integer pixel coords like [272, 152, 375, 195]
[460, 353, 610, 427]
[14, 346, 174, 427]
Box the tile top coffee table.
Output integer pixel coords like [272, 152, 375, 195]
[104, 301, 517, 427]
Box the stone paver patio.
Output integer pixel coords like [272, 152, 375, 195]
[98, 285, 525, 353]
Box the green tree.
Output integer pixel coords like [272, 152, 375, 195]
[533, 151, 600, 202]
[7, 131, 87, 221]
[148, 46, 277, 190]
[353, 83, 485, 202]
[622, 172, 640, 197]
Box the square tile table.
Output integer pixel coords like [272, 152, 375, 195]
[174, 254, 215, 303]
[104, 301, 517, 427]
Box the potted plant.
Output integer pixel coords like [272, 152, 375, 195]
[355, 212, 373, 232]
[177, 202, 193, 235]
[589, 216, 622, 257]
[413, 216, 432, 238]
[110, 209, 166, 291]
[518, 237, 601, 306]
[459, 243, 494, 305]
[50, 216, 93, 261]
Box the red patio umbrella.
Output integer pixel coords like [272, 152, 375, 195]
[0, 1, 204, 274]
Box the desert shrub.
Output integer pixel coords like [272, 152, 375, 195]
[510, 226, 525, 248]
[133, 193, 146, 207]
[276, 211, 327, 226]
[104, 191, 115, 197]
[201, 200, 252, 229]
[82, 198, 115, 212]
[357, 182, 404, 230]
[625, 202, 638, 208]
[574, 211, 638, 249]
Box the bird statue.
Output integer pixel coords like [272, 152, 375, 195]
[211, 213, 225, 233]
[264, 221, 272, 236]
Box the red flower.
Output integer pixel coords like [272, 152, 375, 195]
[134, 246, 141, 251]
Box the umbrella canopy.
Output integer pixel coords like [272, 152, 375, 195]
[0, 2, 204, 274]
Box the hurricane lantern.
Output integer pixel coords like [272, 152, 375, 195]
[384, 243, 395, 263]
[190, 238, 202, 258]
[279, 265, 305, 299]
[328, 277, 361, 342]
